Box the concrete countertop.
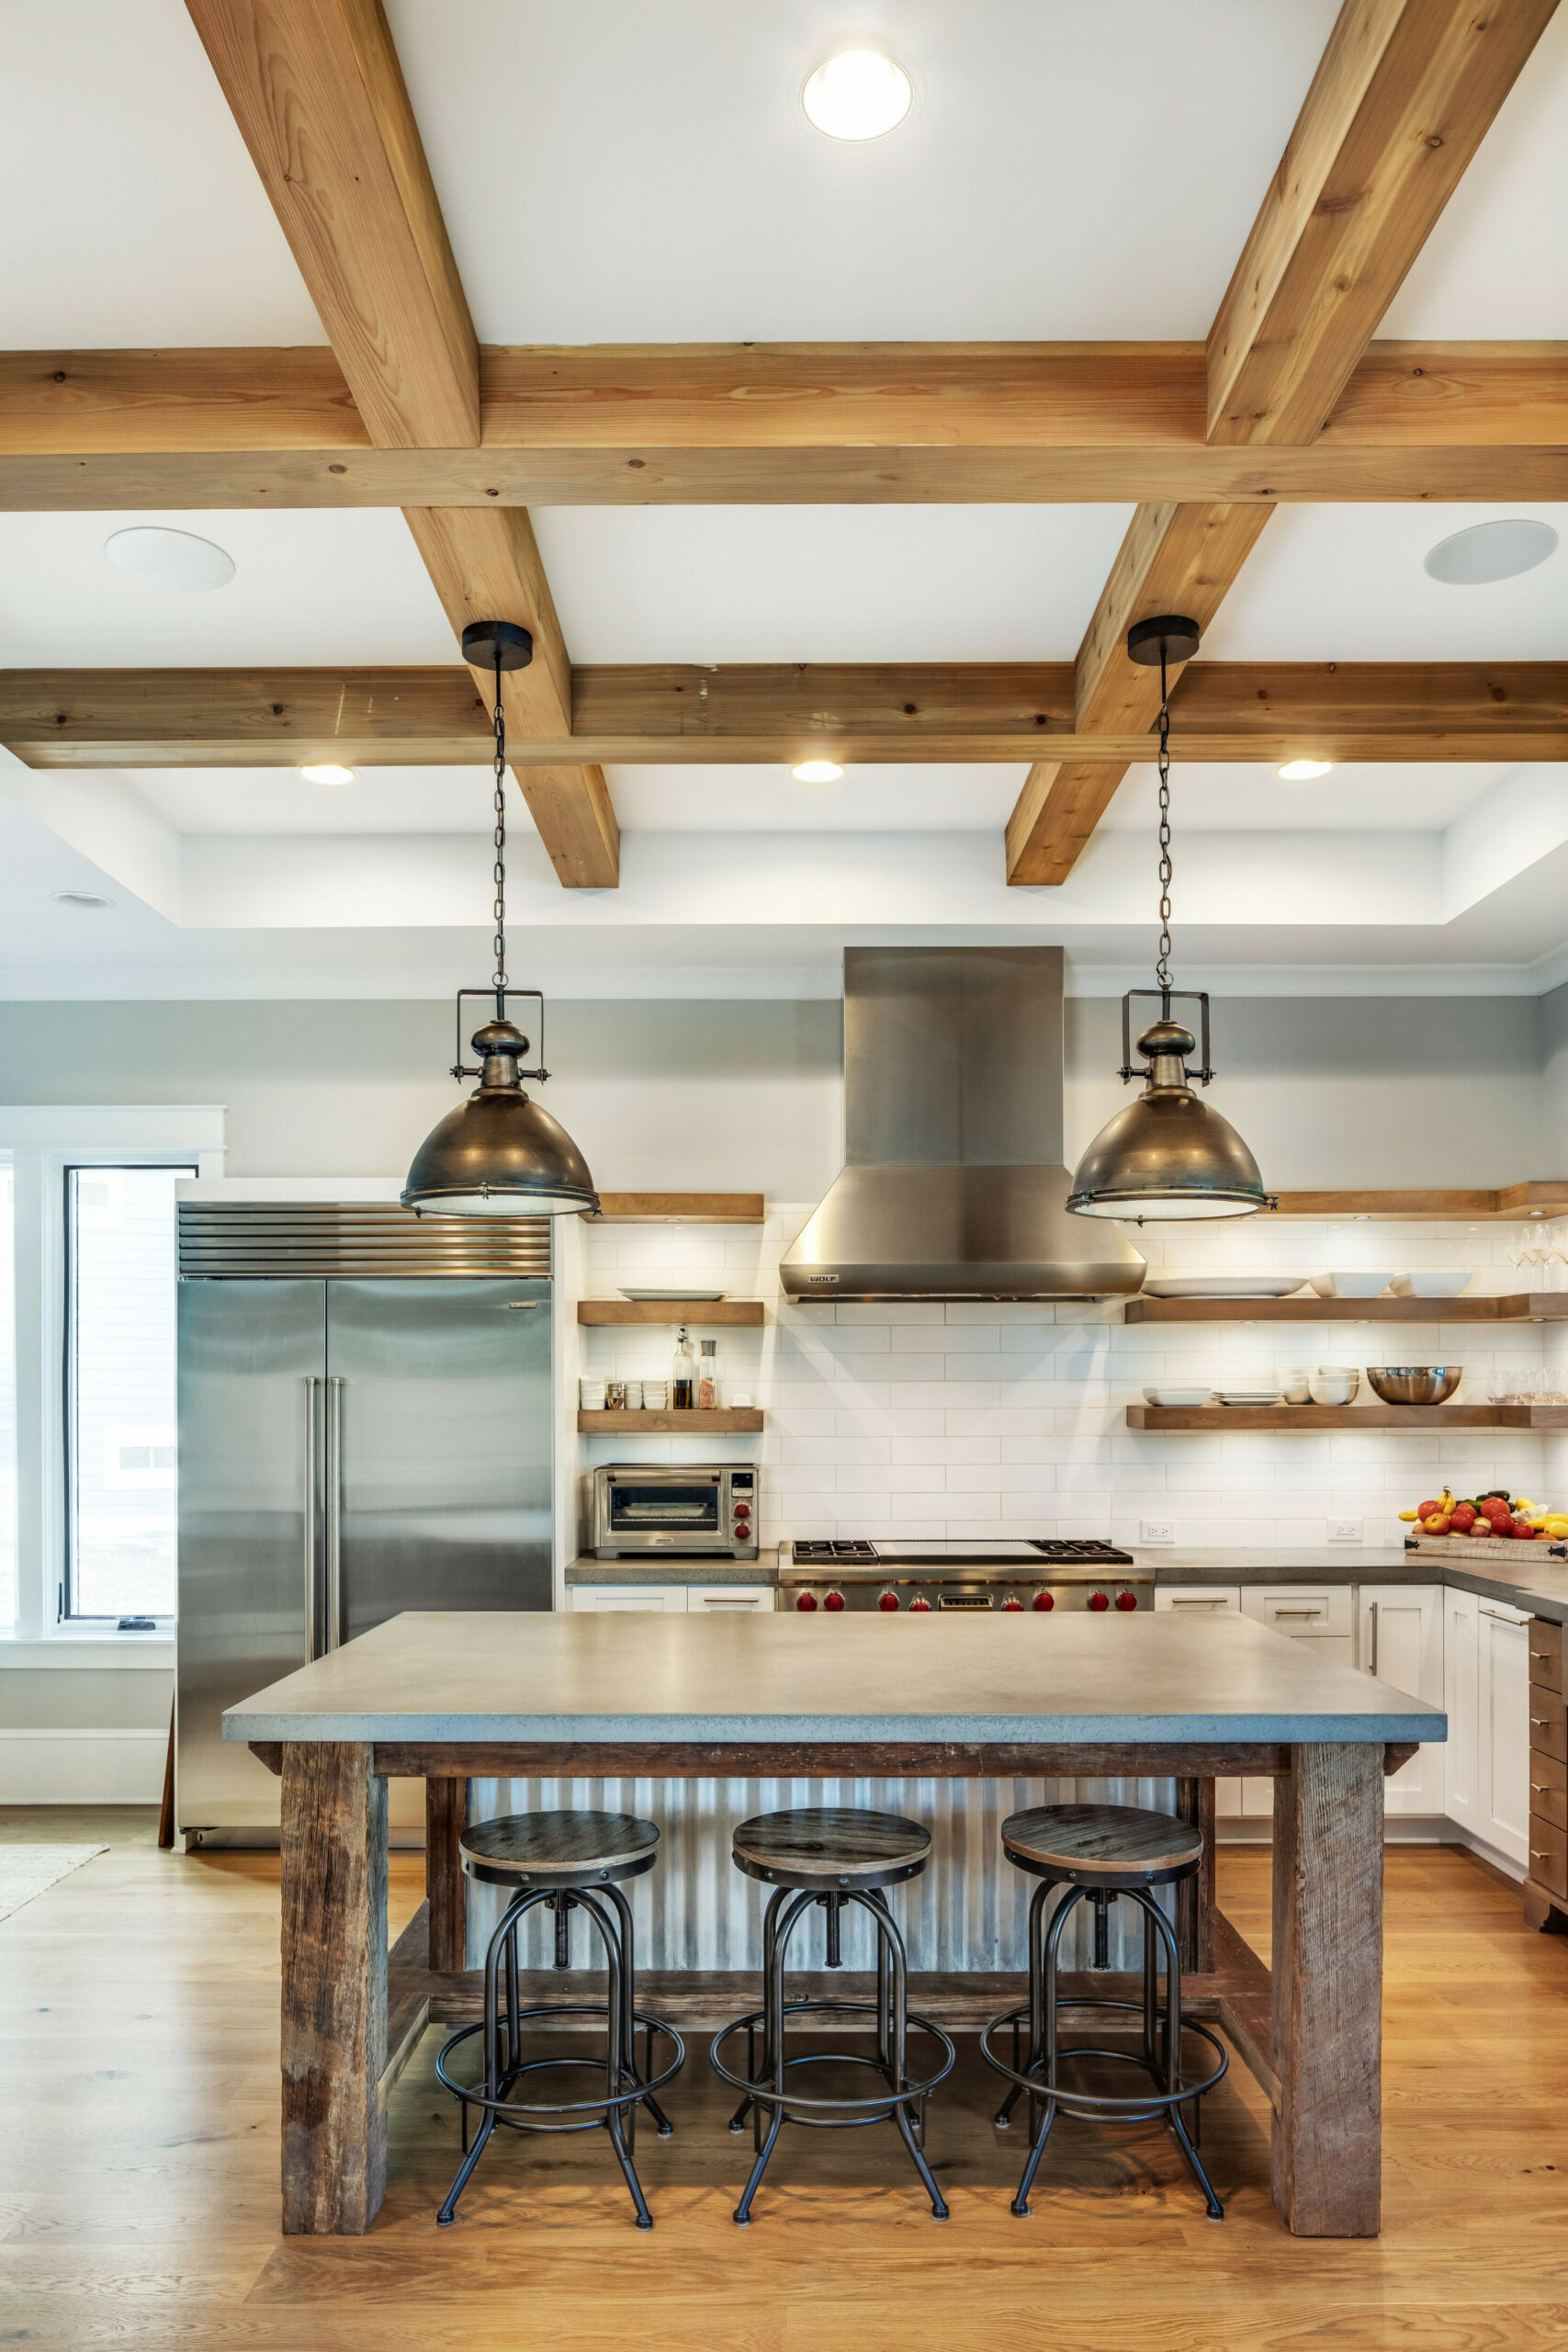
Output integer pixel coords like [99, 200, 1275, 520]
[1138, 1545, 1568, 1623]
[565, 1552, 779, 1587]
[224, 1608, 1442, 1746]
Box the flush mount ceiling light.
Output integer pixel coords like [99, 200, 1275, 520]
[1424, 518, 1558, 586]
[791, 759, 844, 785]
[103, 526, 235, 592]
[1068, 616, 1272, 1226]
[1278, 758, 1334, 781]
[401, 620, 598, 1220]
[299, 763, 356, 786]
[51, 889, 114, 910]
[801, 49, 912, 141]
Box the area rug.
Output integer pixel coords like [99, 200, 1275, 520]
[0, 1844, 107, 1923]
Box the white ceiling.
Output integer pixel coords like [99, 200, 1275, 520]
[2, 2, 1564, 998]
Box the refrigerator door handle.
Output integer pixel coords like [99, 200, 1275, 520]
[303, 1376, 321, 1662]
[325, 1375, 344, 1652]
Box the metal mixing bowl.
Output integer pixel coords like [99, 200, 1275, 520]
[1366, 1366, 1462, 1406]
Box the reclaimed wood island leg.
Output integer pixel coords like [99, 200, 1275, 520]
[1271, 1741, 1384, 2236]
[280, 1741, 389, 2235]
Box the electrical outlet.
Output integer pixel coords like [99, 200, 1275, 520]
[1327, 1518, 1363, 1544]
[1140, 1519, 1176, 1546]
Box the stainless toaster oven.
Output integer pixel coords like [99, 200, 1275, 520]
[589, 1463, 759, 1558]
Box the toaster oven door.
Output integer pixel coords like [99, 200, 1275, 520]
[601, 1474, 725, 1550]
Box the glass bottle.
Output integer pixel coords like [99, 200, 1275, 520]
[671, 1326, 695, 1410]
[697, 1338, 719, 1409]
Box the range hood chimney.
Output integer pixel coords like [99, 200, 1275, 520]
[780, 947, 1145, 1302]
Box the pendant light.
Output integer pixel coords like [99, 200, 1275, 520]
[401, 621, 599, 1219]
[1067, 616, 1272, 1225]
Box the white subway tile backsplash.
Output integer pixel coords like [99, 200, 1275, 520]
[581, 1214, 1559, 1547]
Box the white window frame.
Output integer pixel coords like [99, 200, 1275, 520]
[0, 1107, 225, 1663]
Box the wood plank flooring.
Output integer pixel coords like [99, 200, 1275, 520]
[3, 1807, 1568, 2348]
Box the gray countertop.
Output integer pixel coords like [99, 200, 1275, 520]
[565, 1544, 1568, 1623]
[224, 1608, 1442, 1746]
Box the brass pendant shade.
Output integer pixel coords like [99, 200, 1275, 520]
[403, 1018, 598, 1219]
[1067, 1019, 1269, 1222]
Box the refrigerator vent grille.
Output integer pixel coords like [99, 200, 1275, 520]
[177, 1203, 552, 1280]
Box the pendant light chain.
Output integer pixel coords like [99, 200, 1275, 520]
[490, 650, 508, 1013]
[1155, 643, 1173, 993]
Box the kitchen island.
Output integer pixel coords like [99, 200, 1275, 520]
[227, 1609, 1440, 2242]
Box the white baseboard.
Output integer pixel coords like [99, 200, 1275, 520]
[0, 1729, 168, 1804]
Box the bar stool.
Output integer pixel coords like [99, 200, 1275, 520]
[710, 1806, 954, 2224]
[980, 1803, 1227, 2220]
[434, 1810, 684, 2229]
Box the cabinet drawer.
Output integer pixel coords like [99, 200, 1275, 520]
[1241, 1585, 1354, 1637]
[1528, 1698, 1567, 1764]
[1529, 1755, 1568, 1831]
[1156, 1585, 1242, 1614]
[686, 1586, 773, 1611]
[1529, 1815, 1568, 1899]
[1529, 1621, 1563, 1693]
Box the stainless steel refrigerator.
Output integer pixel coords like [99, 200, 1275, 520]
[175, 1201, 553, 1836]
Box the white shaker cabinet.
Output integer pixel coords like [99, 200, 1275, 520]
[1480, 1598, 1531, 1868]
[569, 1584, 690, 1612]
[1155, 1586, 1244, 1818]
[1356, 1584, 1445, 1814]
[1239, 1586, 1355, 1816]
[1443, 1586, 1481, 1835]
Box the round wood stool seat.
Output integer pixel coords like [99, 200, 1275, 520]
[731, 1805, 932, 1891]
[1001, 1803, 1203, 1889]
[459, 1809, 660, 1891]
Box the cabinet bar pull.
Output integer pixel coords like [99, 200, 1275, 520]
[1169, 1597, 1230, 1607]
[1273, 1608, 1324, 1620]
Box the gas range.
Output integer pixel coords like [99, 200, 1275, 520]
[778, 1538, 1151, 1615]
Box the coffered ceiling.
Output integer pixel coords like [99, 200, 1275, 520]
[1, 0, 1564, 999]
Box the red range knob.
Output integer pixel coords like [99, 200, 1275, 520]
[1088, 1591, 1111, 1612]
[823, 1589, 846, 1612]
[909, 1596, 932, 1612]
[1115, 1589, 1138, 1611]
[795, 1591, 818, 1612]
[1001, 1597, 1023, 1611]
[1032, 1590, 1055, 1611]
[878, 1590, 900, 1611]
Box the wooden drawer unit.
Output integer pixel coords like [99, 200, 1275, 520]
[1529, 1815, 1568, 1900]
[1528, 1694, 1568, 1766]
[1529, 1750, 1568, 1833]
[1529, 1620, 1563, 1693]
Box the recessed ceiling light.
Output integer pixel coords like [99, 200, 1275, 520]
[791, 759, 844, 785]
[1423, 518, 1558, 586]
[299, 763, 357, 786]
[51, 889, 114, 910]
[104, 526, 236, 593]
[801, 50, 912, 141]
[1278, 759, 1334, 781]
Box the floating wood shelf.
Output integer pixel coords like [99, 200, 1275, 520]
[1268, 1183, 1568, 1221]
[1125, 1293, 1568, 1324]
[1127, 1404, 1568, 1431]
[578, 1299, 765, 1326]
[580, 1193, 764, 1224]
[578, 1408, 764, 1433]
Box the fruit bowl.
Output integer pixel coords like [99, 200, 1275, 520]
[1366, 1365, 1462, 1406]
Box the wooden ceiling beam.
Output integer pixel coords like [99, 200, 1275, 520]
[1209, 0, 1562, 446]
[1007, 0, 1561, 888]
[186, 0, 615, 885]
[5, 662, 1562, 769]
[1, 342, 1562, 477]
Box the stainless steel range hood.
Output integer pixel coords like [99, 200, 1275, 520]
[780, 947, 1145, 1302]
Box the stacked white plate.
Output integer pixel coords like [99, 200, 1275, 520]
[1214, 1387, 1283, 1406]
[1143, 1276, 1307, 1300]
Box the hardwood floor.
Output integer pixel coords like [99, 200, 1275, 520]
[3, 1809, 1568, 2349]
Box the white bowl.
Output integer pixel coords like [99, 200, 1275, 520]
[1309, 1272, 1397, 1299]
[1308, 1369, 1360, 1405]
[1388, 1272, 1476, 1298]
[1143, 1386, 1213, 1408]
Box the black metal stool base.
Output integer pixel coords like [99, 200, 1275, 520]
[434, 1881, 683, 2229]
[980, 1881, 1228, 2222]
[710, 1886, 954, 2225]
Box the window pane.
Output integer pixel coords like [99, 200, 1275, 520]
[0, 1159, 14, 1626]
[68, 1166, 192, 1619]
